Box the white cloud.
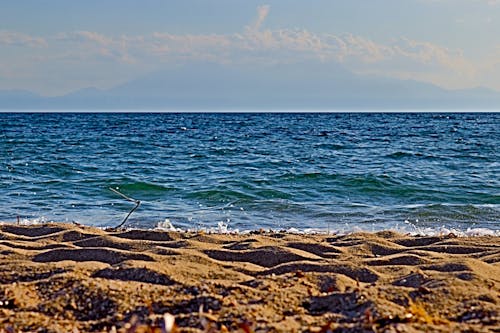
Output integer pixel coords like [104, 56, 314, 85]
[56, 31, 112, 45]
[1, 5, 497, 93]
[391, 38, 474, 74]
[42, 5, 476, 89]
[0, 30, 47, 48]
[55, 31, 136, 64]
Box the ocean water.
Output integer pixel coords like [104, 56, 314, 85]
[0, 112, 498, 234]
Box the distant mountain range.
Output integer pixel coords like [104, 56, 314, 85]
[2, 62, 500, 110]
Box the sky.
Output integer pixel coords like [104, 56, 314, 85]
[1, 0, 500, 96]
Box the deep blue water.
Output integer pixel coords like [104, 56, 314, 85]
[0, 112, 498, 233]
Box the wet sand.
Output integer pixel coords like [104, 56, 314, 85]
[0, 223, 499, 332]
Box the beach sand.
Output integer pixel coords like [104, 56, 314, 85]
[0, 223, 498, 332]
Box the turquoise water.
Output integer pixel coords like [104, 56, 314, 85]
[0, 112, 498, 233]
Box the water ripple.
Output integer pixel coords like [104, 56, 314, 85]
[0, 112, 498, 232]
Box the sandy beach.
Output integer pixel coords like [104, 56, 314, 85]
[0, 223, 498, 332]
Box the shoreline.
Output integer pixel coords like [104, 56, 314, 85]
[1, 222, 499, 332]
[4, 219, 500, 238]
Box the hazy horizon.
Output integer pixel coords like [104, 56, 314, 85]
[2, 1, 500, 102]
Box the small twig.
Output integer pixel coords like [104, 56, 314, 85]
[109, 187, 141, 229]
[109, 187, 137, 203]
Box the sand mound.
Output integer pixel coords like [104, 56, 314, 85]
[0, 223, 498, 332]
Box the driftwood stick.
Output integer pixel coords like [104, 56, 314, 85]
[109, 187, 141, 229]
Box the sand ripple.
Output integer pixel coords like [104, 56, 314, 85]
[0, 223, 499, 332]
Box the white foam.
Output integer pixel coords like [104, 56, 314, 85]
[17, 216, 51, 225]
[2, 217, 497, 237]
[464, 228, 499, 236]
[153, 219, 499, 237]
[156, 218, 183, 232]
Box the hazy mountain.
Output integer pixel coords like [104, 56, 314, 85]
[1, 62, 500, 110]
[0, 89, 45, 109]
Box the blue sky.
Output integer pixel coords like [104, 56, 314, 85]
[1, 0, 499, 96]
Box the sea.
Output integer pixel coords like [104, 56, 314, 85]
[0, 112, 498, 235]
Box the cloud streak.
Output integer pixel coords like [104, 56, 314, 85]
[249, 4, 270, 31]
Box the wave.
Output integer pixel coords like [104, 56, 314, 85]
[384, 151, 442, 160]
[276, 172, 405, 195]
[277, 172, 340, 182]
[186, 188, 257, 203]
[313, 143, 347, 150]
[4, 200, 498, 237]
[107, 182, 178, 200]
[3, 217, 497, 238]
